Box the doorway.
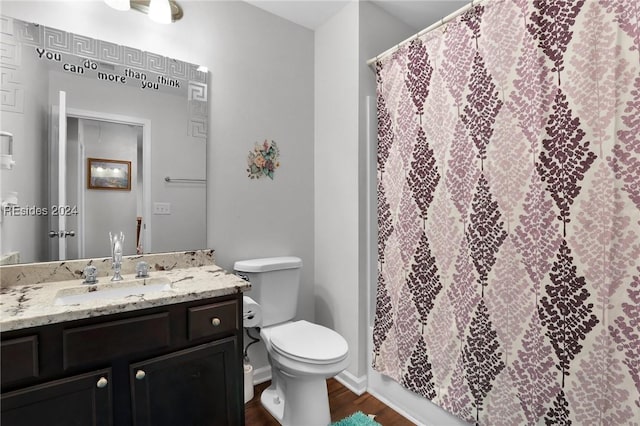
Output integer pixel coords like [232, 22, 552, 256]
[49, 97, 151, 261]
[67, 118, 143, 258]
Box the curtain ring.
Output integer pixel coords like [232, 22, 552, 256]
[441, 18, 447, 33]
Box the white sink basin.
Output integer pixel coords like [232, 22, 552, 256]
[54, 276, 174, 306]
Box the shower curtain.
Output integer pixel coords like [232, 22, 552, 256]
[373, 0, 639, 424]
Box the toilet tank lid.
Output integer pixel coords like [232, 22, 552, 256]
[233, 256, 302, 273]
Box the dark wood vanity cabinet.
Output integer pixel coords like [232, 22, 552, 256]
[130, 338, 238, 426]
[1, 368, 113, 426]
[1, 293, 244, 426]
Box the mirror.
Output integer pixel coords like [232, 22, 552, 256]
[0, 15, 208, 264]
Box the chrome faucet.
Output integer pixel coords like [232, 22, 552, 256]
[135, 261, 149, 278]
[109, 231, 124, 281]
[83, 265, 98, 285]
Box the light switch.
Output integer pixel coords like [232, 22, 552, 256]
[153, 202, 171, 215]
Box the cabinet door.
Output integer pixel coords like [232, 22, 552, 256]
[130, 337, 241, 426]
[1, 368, 112, 426]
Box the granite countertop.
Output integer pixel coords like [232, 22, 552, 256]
[0, 251, 250, 332]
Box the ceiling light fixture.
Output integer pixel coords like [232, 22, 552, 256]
[148, 0, 172, 24]
[104, 0, 183, 23]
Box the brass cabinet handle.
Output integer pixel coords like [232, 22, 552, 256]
[96, 377, 108, 388]
[135, 370, 146, 380]
[211, 317, 221, 327]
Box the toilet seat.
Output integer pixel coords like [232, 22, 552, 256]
[269, 320, 348, 365]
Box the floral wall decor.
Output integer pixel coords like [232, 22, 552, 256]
[247, 139, 280, 179]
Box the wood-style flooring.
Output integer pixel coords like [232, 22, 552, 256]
[245, 378, 415, 425]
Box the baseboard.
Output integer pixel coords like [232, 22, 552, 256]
[366, 386, 425, 426]
[251, 364, 366, 397]
[252, 365, 272, 385]
[335, 370, 367, 396]
[365, 326, 466, 426]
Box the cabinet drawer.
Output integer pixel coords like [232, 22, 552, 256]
[63, 313, 170, 369]
[188, 300, 237, 340]
[1, 336, 38, 385]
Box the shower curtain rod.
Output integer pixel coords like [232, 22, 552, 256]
[366, 0, 487, 67]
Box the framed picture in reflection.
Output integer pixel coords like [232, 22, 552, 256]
[87, 158, 131, 190]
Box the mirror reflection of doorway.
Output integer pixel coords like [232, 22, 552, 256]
[65, 117, 144, 259]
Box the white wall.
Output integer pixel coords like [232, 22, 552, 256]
[311, 0, 419, 385]
[2, 1, 315, 374]
[314, 0, 362, 378]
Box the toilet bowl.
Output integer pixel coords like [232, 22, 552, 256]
[234, 257, 350, 426]
[260, 320, 349, 426]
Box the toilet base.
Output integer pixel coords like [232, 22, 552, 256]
[260, 386, 285, 423]
[260, 370, 331, 426]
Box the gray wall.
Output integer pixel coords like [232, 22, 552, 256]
[202, 1, 315, 370]
[2, 0, 315, 374]
[0, 37, 49, 263]
[82, 120, 139, 258]
[65, 117, 80, 260]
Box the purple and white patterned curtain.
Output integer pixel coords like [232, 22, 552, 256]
[373, 0, 639, 424]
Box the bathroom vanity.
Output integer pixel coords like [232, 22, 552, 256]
[0, 251, 249, 426]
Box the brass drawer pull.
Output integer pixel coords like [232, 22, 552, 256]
[211, 317, 221, 327]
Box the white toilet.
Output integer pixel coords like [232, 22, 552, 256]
[234, 256, 349, 426]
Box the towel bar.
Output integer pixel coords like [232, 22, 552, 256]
[164, 176, 206, 183]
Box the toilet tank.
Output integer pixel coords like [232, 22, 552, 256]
[234, 257, 302, 327]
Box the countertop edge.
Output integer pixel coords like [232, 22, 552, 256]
[0, 265, 250, 333]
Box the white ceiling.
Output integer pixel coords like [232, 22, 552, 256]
[243, 1, 350, 30]
[243, 0, 468, 32]
[372, 1, 468, 31]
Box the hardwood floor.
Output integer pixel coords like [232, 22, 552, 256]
[244, 378, 415, 425]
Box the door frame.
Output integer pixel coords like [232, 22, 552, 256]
[49, 106, 152, 259]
